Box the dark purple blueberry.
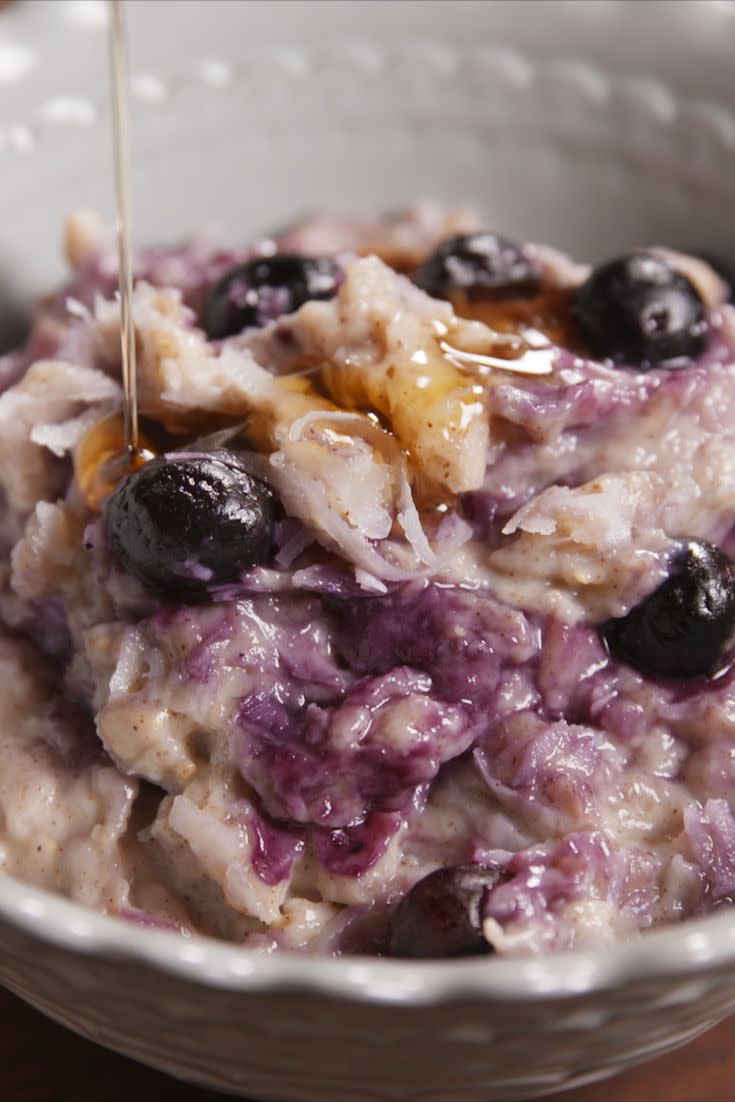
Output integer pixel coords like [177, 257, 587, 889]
[204, 254, 341, 339]
[387, 864, 503, 958]
[107, 450, 277, 598]
[413, 233, 541, 302]
[572, 252, 708, 369]
[604, 541, 735, 679]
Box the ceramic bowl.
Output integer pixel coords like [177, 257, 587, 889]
[3, 1, 735, 1099]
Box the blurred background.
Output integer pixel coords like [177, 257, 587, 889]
[1, 0, 735, 307]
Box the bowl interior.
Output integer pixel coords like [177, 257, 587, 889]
[2, 0, 735, 316]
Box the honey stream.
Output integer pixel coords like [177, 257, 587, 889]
[76, 13, 578, 510]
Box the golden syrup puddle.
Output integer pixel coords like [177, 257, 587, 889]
[75, 221, 581, 512]
[448, 285, 579, 349]
[439, 337, 554, 378]
[75, 413, 156, 510]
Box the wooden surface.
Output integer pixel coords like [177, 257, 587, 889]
[1, 985, 734, 1102]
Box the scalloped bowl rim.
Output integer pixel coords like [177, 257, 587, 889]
[3, 872, 735, 1005]
[4, 0, 735, 1024]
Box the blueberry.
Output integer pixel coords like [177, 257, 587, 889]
[204, 254, 341, 339]
[413, 233, 541, 302]
[387, 864, 503, 958]
[107, 450, 277, 597]
[572, 253, 708, 369]
[604, 541, 735, 679]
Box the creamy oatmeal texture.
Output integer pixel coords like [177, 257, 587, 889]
[2, 203, 735, 956]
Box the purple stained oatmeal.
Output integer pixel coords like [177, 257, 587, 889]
[0, 203, 734, 955]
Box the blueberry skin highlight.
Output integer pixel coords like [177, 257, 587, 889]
[572, 253, 708, 370]
[604, 541, 735, 679]
[413, 233, 541, 302]
[387, 864, 504, 958]
[204, 254, 341, 339]
[107, 450, 277, 598]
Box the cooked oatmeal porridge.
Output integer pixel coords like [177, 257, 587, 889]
[2, 202, 735, 957]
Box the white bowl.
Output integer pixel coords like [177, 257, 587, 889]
[3, 1, 735, 1099]
[4, 873, 735, 1101]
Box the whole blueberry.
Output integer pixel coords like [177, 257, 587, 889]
[572, 252, 708, 369]
[387, 864, 503, 958]
[413, 233, 541, 302]
[204, 254, 341, 339]
[604, 541, 735, 679]
[107, 450, 277, 597]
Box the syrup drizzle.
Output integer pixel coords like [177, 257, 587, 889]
[109, 0, 139, 456]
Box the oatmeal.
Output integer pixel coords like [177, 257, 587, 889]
[1, 202, 734, 956]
